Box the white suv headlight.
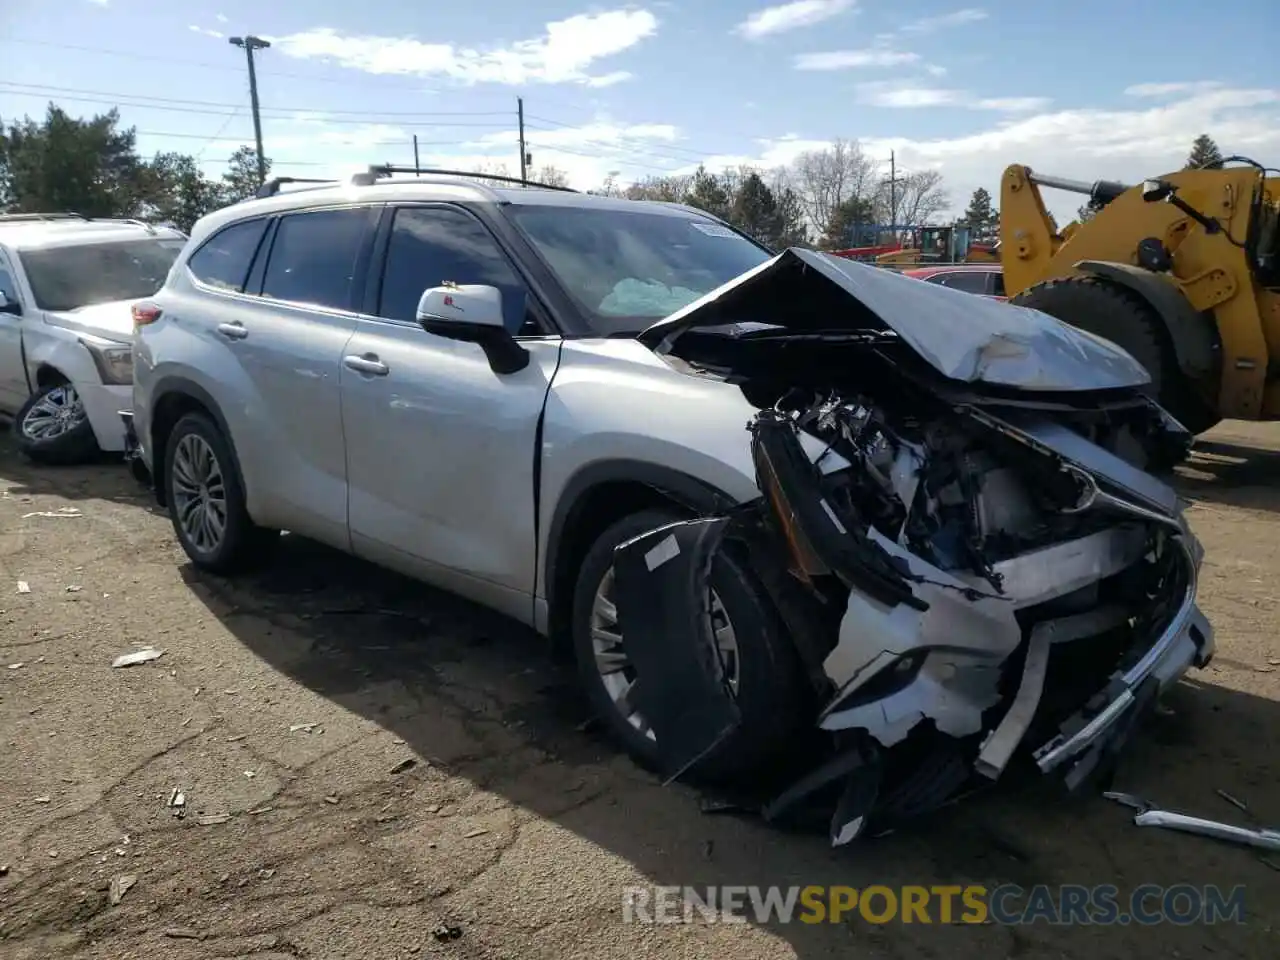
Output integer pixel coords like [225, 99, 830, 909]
[80, 339, 134, 385]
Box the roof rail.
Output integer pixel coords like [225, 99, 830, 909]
[0, 212, 89, 223]
[361, 165, 579, 193]
[255, 176, 340, 199]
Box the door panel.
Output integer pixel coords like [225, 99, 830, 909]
[341, 203, 562, 617]
[0, 253, 28, 410]
[214, 206, 373, 544]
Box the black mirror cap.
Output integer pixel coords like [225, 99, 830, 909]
[0, 297, 21, 316]
[420, 317, 529, 375]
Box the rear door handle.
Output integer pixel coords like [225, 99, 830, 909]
[216, 322, 248, 340]
[343, 354, 389, 376]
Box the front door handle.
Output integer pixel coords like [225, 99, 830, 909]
[343, 354, 389, 376]
[216, 322, 248, 340]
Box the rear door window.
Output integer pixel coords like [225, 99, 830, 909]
[0, 259, 18, 306]
[262, 208, 371, 312]
[187, 219, 268, 293]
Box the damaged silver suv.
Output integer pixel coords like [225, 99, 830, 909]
[130, 168, 1213, 843]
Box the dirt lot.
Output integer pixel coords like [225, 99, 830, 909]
[0, 422, 1277, 960]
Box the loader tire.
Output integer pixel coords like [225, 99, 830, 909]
[1012, 277, 1220, 434]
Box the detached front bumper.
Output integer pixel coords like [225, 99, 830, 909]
[77, 382, 133, 453]
[119, 410, 152, 486]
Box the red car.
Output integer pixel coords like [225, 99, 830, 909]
[902, 264, 1006, 300]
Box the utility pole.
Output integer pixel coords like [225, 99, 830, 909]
[888, 150, 897, 231]
[517, 97, 528, 185]
[413, 134, 421, 176]
[229, 35, 271, 186]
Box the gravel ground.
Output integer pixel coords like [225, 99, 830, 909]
[0, 421, 1277, 959]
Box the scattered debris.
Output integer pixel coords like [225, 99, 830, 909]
[1269, 658, 1280, 667]
[162, 927, 203, 940]
[431, 924, 462, 942]
[112, 648, 165, 668]
[243, 771, 256, 779]
[463, 828, 489, 839]
[166, 789, 186, 819]
[7, 663, 23, 670]
[33, 796, 51, 804]
[324, 795, 339, 805]
[424, 804, 441, 814]
[47, 850, 58, 858]
[1104, 792, 1280, 851]
[16, 581, 29, 594]
[22, 508, 81, 519]
[257, 868, 276, 880]
[180, 717, 191, 727]
[391, 738, 405, 745]
[289, 723, 319, 733]
[1216, 789, 1250, 814]
[65, 585, 82, 593]
[248, 806, 274, 816]
[108, 874, 137, 905]
[390, 758, 417, 774]
[197, 813, 231, 826]
[0, 864, 9, 877]
[225, 734, 246, 742]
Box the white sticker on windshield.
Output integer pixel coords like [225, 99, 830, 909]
[690, 222, 737, 238]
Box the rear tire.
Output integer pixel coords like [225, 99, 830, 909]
[163, 412, 277, 575]
[13, 383, 100, 466]
[570, 507, 810, 784]
[1012, 277, 1220, 434]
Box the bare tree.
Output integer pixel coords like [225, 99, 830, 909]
[533, 164, 570, 188]
[624, 173, 693, 202]
[877, 169, 949, 228]
[787, 139, 877, 239]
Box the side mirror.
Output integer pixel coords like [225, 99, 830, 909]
[416, 283, 529, 375]
[0, 291, 20, 316]
[1142, 179, 1174, 203]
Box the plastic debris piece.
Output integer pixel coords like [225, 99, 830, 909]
[289, 723, 319, 733]
[109, 874, 137, 905]
[463, 828, 489, 839]
[390, 758, 417, 774]
[197, 813, 231, 826]
[112, 648, 165, 668]
[16, 581, 30, 594]
[1216, 789, 1249, 814]
[324, 795, 339, 805]
[163, 927, 203, 940]
[22, 508, 81, 519]
[7, 663, 23, 670]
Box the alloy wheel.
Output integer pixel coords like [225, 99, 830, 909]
[170, 433, 228, 554]
[21, 386, 87, 441]
[589, 566, 740, 740]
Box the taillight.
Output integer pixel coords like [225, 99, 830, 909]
[132, 301, 162, 327]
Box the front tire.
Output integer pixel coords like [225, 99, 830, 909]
[13, 383, 100, 465]
[570, 508, 809, 783]
[163, 412, 277, 574]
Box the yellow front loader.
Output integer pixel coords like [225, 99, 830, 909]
[998, 160, 1280, 432]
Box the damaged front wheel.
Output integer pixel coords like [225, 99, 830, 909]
[571, 508, 809, 783]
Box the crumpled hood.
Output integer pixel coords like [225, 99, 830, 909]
[44, 300, 135, 343]
[637, 248, 1152, 393]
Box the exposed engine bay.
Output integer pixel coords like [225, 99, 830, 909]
[613, 250, 1215, 845]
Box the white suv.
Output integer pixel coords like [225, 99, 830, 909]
[0, 214, 186, 463]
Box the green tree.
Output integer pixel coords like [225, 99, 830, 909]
[821, 193, 876, 249]
[772, 185, 809, 247]
[1185, 134, 1223, 170]
[728, 171, 780, 243]
[141, 152, 223, 232]
[221, 145, 271, 203]
[962, 186, 999, 239]
[0, 104, 144, 217]
[684, 166, 732, 220]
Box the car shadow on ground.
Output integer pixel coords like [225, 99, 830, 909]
[1176, 438, 1280, 514]
[0, 429, 162, 515]
[178, 533, 1280, 959]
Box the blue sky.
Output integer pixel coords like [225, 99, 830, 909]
[2, 0, 1277, 221]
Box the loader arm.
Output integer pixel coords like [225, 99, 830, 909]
[999, 163, 1278, 421]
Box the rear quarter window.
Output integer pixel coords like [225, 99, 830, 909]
[187, 218, 269, 293]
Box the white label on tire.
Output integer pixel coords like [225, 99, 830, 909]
[644, 534, 680, 571]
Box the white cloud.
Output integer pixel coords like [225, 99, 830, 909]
[216, 13, 228, 23]
[795, 49, 919, 71]
[925, 64, 948, 77]
[1125, 81, 1223, 98]
[86, 0, 108, 6]
[189, 25, 226, 39]
[735, 0, 856, 40]
[856, 81, 1049, 112]
[901, 7, 987, 33]
[267, 10, 659, 86]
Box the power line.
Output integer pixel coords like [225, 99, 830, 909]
[0, 83, 516, 124]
